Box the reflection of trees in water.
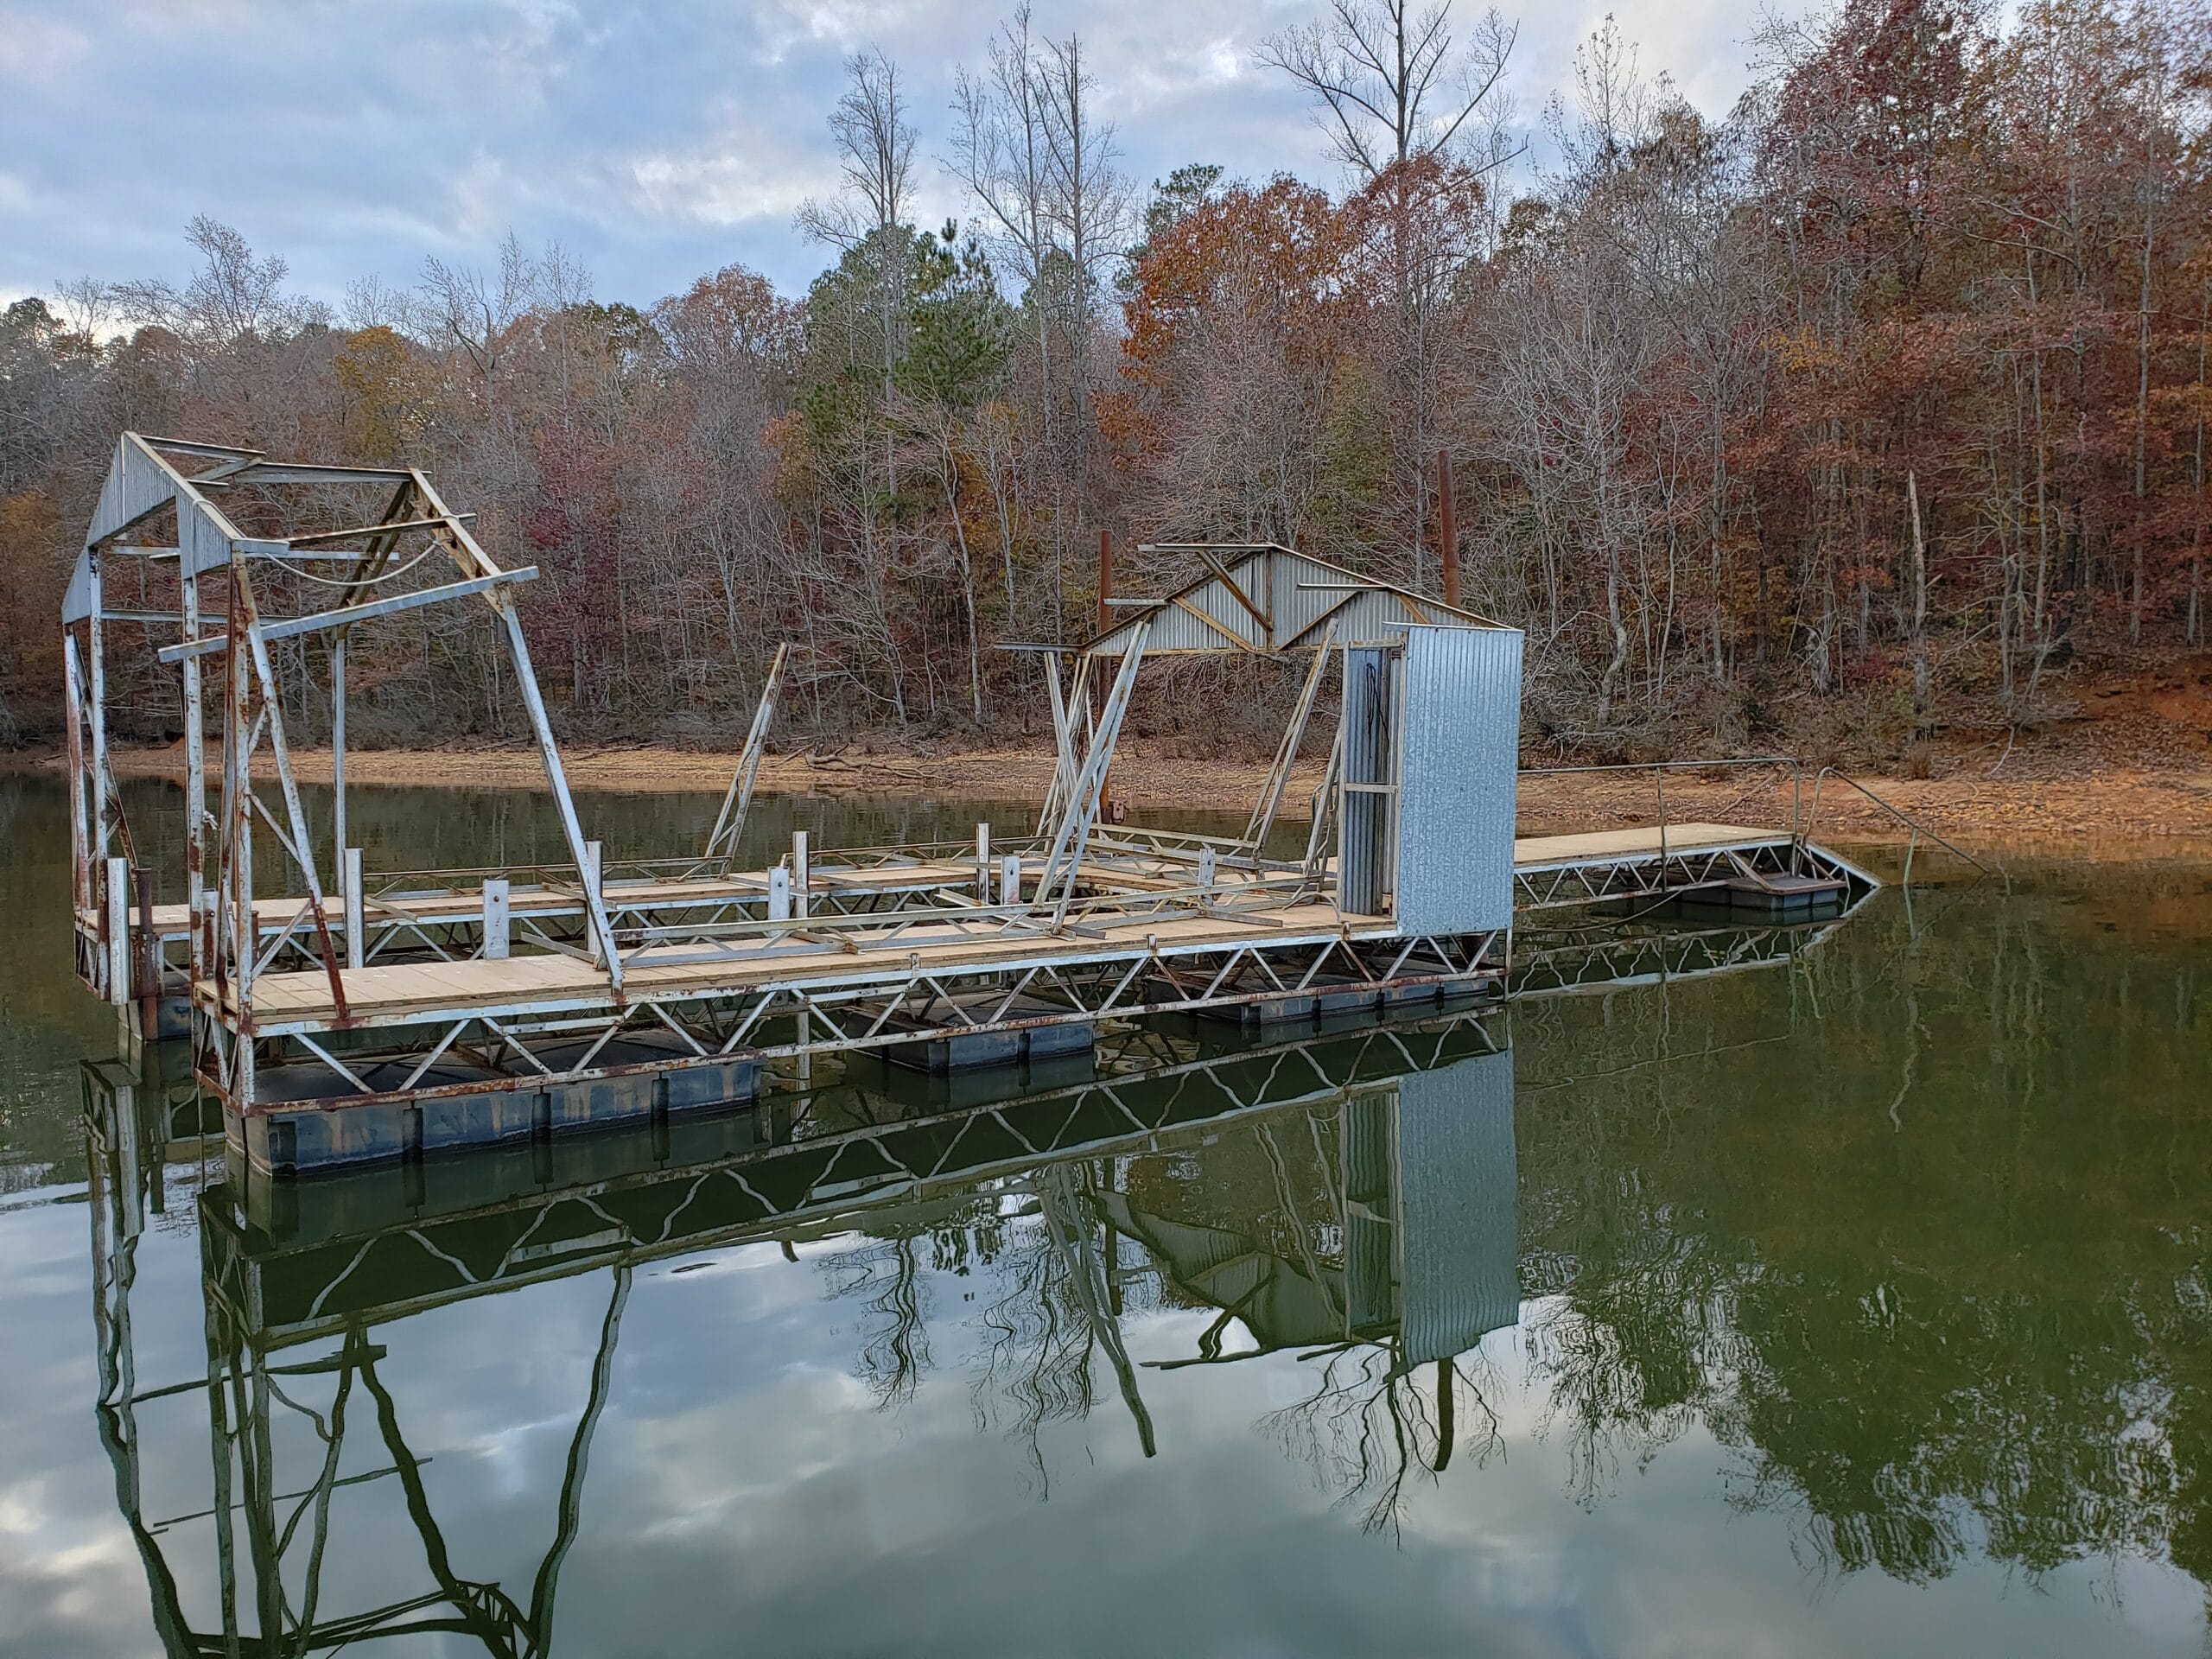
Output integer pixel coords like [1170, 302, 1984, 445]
[1263, 1349, 1504, 1536]
[825, 1175, 1144, 1492]
[816, 1089, 1514, 1527]
[1516, 880, 2212, 1588]
[794, 874, 2212, 1592]
[969, 1178, 1109, 1495]
[825, 1223, 945, 1408]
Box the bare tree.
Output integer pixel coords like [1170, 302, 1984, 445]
[1261, 0, 1522, 181]
[108, 216, 331, 344]
[796, 46, 918, 251]
[1037, 29, 1132, 429]
[949, 9, 1058, 300]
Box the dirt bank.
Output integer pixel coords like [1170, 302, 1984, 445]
[20, 738, 2212, 848]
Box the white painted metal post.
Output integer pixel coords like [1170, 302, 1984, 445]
[483, 879, 512, 960]
[343, 848, 364, 970]
[62, 637, 91, 917]
[767, 866, 792, 923]
[330, 631, 347, 889]
[976, 823, 991, 900]
[1198, 847, 1217, 910]
[793, 826, 813, 1084]
[105, 856, 130, 1006]
[582, 841, 603, 907]
[1001, 852, 1022, 907]
[88, 558, 110, 868]
[181, 564, 207, 984]
[493, 601, 622, 989]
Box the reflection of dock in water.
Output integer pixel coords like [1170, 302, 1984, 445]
[79, 906, 1855, 1656]
[200, 1017, 1510, 1350]
[85, 1007, 1522, 1656]
[1106, 1050, 1516, 1370]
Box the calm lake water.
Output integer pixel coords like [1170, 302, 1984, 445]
[3, 772, 2210, 1657]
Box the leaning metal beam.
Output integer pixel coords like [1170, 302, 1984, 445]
[1037, 622, 1149, 915]
[491, 592, 624, 992]
[237, 569, 350, 1025]
[155, 569, 538, 664]
[1243, 622, 1335, 857]
[704, 642, 790, 868]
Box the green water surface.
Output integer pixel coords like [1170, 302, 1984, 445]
[2, 773, 2209, 1657]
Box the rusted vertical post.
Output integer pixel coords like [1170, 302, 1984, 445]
[181, 562, 206, 988]
[1096, 530, 1114, 821]
[88, 558, 111, 869]
[1437, 449, 1461, 610]
[1097, 527, 1112, 633]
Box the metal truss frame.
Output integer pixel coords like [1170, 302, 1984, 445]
[218, 923, 1507, 1116]
[1511, 836, 1872, 913]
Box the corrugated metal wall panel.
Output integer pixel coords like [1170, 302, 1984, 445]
[1395, 1046, 1519, 1363]
[1338, 644, 1396, 916]
[1392, 624, 1523, 938]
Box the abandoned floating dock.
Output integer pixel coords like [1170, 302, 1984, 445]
[62, 434, 1879, 1173]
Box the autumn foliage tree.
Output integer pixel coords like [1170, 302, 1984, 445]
[1, 0, 2207, 766]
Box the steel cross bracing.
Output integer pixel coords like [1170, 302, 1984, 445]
[213, 918, 1507, 1116]
[86, 1064, 613, 1659]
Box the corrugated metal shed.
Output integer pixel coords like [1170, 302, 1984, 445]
[1392, 623, 1523, 938]
[1395, 1047, 1519, 1363]
[1079, 546, 1501, 658]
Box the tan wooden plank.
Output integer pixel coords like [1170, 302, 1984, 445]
[225, 901, 1381, 1027]
[1511, 823, 1772, 863]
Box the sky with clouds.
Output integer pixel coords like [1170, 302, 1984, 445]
[0, 0, 1781, 313]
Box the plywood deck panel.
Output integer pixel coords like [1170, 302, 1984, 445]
[226, 901, 1389, 1029]
[1510, 823, 1773, 866]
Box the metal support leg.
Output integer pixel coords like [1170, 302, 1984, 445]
[344, 849, 364, 971]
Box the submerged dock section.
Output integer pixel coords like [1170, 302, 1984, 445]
[61, 434, 1878, 1173]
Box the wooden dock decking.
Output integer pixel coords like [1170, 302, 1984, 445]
[201, 823, 1793, 1033]
[226, 900, 1386, 1031]
[133, 823, 1779, 939]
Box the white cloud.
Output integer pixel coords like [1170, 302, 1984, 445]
[0, 0, 1789, 308]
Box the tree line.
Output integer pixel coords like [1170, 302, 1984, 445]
[0, 0, 2206, 765]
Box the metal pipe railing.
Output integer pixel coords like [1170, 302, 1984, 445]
[1516, 756, 1806, 868]
[1799, 767, 1993, 883]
